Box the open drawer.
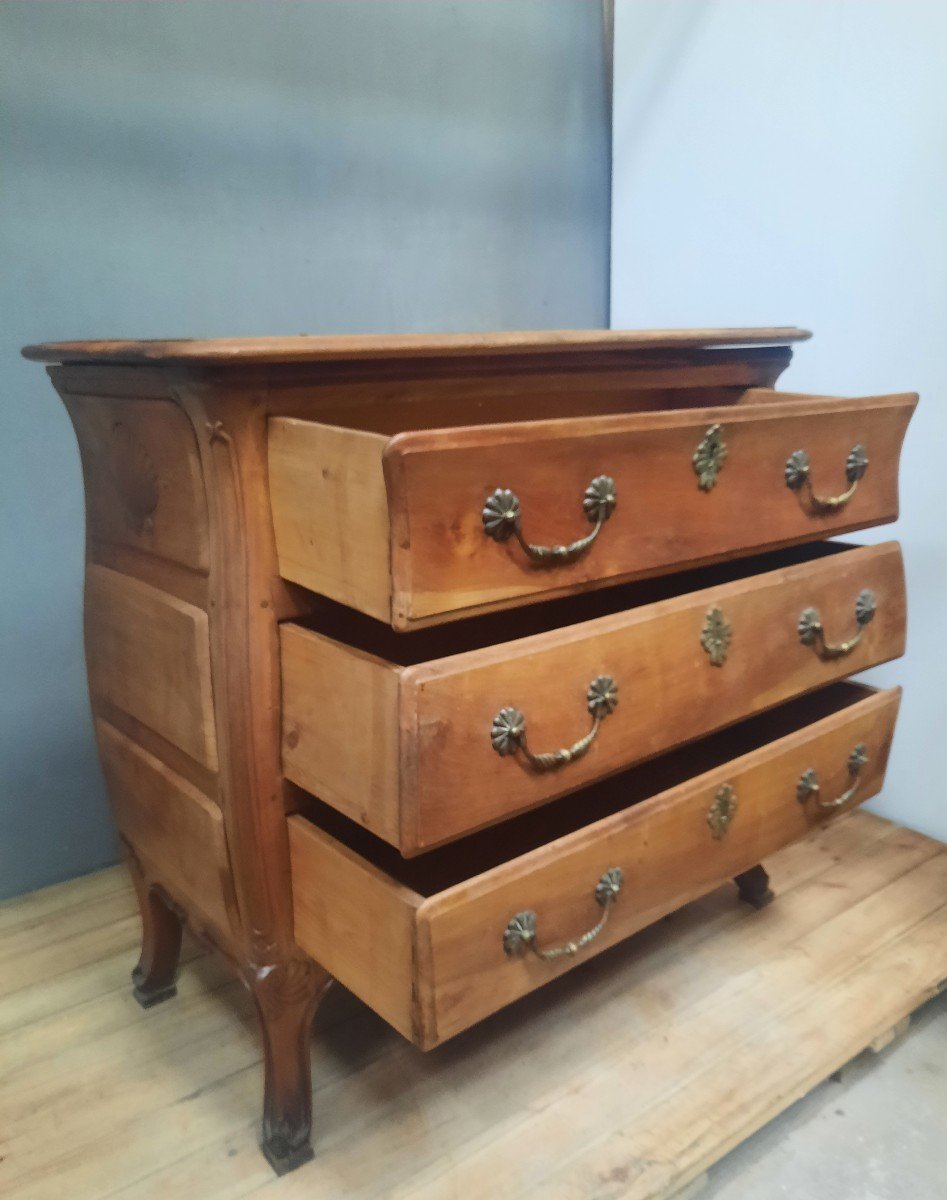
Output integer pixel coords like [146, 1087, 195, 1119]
[281, 541, 906, 854]
[268, 387, 916, 628]
[288, 681, 902, 1048]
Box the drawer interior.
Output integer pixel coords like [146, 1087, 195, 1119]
[292, 680, 877, 895]
[291, 539, 857, 660]
[294, 383, 831, 436]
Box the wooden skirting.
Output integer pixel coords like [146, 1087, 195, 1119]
[1, 811, 945, 1199]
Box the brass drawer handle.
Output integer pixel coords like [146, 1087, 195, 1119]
[797, 743, 868, 810]
[490, 676, 618, 772]
[784, 444, 868, 511]
[798, 589, 876, 659]
[503, 868, 624, 961]
[482, 475, 616, 565]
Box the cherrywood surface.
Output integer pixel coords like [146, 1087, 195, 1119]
[84, 565, 219, 770]
[420, 685, 900, 1044]
[289, 684, 901, 1047]
[4, 813, 940, 1198]
[43, 359, 327, 1169]
[21, 326, 812, 364]
[288, 825, 422, 1042]
[96, 720, 234, 941]
[281, 542, 906, 852]
[259, 345, 795, 435]
[268, 420, 391, 622]
[281, 629, 402, 845]
[169, 378, 328, 1173]
[61, 391, 210, 574]
[386, 391, 916, 625]
[27, 332, 916, 1175]
[269, 390, 915, 626]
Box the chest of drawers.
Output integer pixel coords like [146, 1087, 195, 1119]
[23, 328, 916, 1174]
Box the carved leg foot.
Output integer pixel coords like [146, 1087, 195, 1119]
[249, 958, 332, 1175]
[734, 864, 775, 910]
[128, 860, 184, 1008]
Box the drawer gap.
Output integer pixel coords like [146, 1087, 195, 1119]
[292, 681, 876, 896]
[290, 540, 858, 663]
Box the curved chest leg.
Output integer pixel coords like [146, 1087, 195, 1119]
[248, 960, 334, 1175]
[127, 844, 184, 1008]
[733, 863, 776, 911]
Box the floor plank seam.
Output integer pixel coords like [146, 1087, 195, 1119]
[3, 816, 944, 1200]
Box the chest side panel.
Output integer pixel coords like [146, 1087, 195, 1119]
[59, 385, 211, 578]
[51, 367, 238, 943]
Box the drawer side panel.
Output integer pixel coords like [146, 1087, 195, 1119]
[268, 418, 391, 621]
[281, 624, 401, 846]
[288, 816, 420, 1041]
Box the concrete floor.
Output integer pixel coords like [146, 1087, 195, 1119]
[702, 991, 947, 1200]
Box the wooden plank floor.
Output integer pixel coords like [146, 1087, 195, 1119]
[1, 811, 945, 1200]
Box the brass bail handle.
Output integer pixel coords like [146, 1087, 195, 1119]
[797, 743, 869, 810]
[490, 676, 618, 772]
[482, 475, 616, 565]
[503, 868, 624, 961]
[798, 589, 877, 660]
[784, 444, 868, 512]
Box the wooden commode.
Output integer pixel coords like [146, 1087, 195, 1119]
[22, 329, 917, 1174]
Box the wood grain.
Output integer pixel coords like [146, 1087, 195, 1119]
[419, 686, 901, 1044]
[281, 542, 906, 852]
[288, 823, 421, 1042]
[3, 813, 943, 1198]
[170, 384, 335, 1171]
[267, 388, 916, 627]
[22, 331, 919, 1176]
[288, 684, 901, 1047]
[96, 720, 233, 941]
[386, 390, 917, 625]
[60, 389, 210, 574]
[84, 565, 218, 770]
[21, 326, 812, 365]
[268, 419, 390, 621]
[280, 625, 401, 845]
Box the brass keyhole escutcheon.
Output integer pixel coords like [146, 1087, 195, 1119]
[707, 783, 737, 839]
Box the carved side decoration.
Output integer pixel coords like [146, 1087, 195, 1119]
[172, 387, 330, 1173]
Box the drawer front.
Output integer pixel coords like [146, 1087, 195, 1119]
[386, 391, 915, 626]
[288, 685, 902, 1048]
[418, 685, 901, 1044]
[281, 543, 906, 853]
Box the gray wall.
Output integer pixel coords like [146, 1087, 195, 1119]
[0, 1, 610, 898]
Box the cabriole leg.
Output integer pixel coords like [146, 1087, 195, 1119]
[249, 959, 333, 1175]
[128, 858, 184, 1008]
[734, 863, 775, 910]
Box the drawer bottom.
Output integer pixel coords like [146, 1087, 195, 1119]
[289, 682, 901, 1048]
